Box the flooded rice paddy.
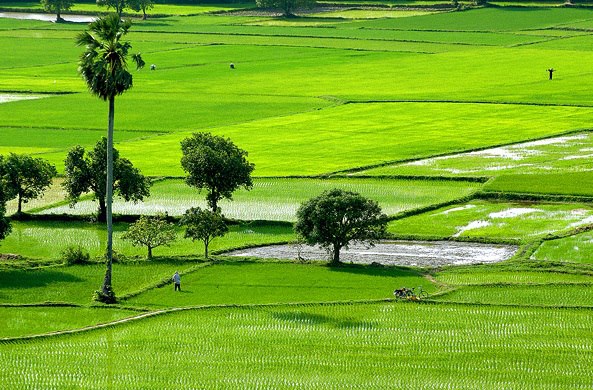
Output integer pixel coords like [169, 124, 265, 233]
[226, 240, 518, 267]
[0, 12, 95, 23]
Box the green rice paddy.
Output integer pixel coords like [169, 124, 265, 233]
[1, 303, 591, 389]
[388, 200, 593, 242]
[36, 177, 481, 220]
[2, 5, 593, 389]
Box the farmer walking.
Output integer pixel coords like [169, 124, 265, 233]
[172, 271, 181, 292]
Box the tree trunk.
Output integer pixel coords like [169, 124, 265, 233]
[142, 9, 147, 20]
[147, 246, 152, 260]
[101, 96, 115, 300]
[98, 198, 107, 223]
[17, 194, 22, 214]
[208, 191, 219, 213]
[204, 239, 209, 259]
[331, 244, 341, 265]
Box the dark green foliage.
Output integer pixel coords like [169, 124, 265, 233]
[60, 245, 91, 266]
[295, 189, 388, 265]
[40, 0, 74, 22]
[127, 0, 154, 19]
[0, 153, 57, 214]
[93, 285, 116, 304]
[255, 0, 315, 16]
[96, 0, 127, 17]
[180, 133, 254, 213]
[121, 214, 177, 259]
[76, 14, 144, 102]
[63, 137, 150, 223]
[180, 207, 228, 259]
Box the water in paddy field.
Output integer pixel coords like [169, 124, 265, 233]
[0, 94, 44, 104]
[0, 12, 95, 23]
[226, 241, 518, 267]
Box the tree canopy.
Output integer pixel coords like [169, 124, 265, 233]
[0, 154, 57, 214]
[122, 214, 177, 259]
[180, 207, 228, 259]
[63, 137, 150, 222]
[96, 0, 128, 16]
[255, 0, 315, 17]
[295, 189, 388, 265]
[40, 0, 74, 22]
[180, 132, 255, 213]
[128, 0, 154, 19]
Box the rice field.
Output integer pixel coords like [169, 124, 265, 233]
[122, 261, 434, 308]
[1, 302, 591, 389]
[359, 132, 593, 178]
[532, 230, 593, 265]
[0, 220, 295, 260]
[4, 5, 593, 388]
[434, 268, 593, 285]
[0, 261, 198, 304]
[388, 200, 593, 242]
[35, 177, 481, 220]
[434, 284, 593, 307]
[0, 306, 136, 339]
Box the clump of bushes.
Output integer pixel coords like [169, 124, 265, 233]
[60, 245, 90, 265]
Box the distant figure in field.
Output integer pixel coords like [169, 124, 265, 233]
[230, 63, 235, 69]
[150, 64, 156, 71]
[172, 271, 181, 291]
[547, 68, 554, 80]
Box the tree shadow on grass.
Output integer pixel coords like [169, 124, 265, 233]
[271, 311, 374, 330]
[327, 263, 422, 278]
[0, 270, 84, 290]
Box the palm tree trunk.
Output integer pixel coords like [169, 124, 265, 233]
[102, 96, 115, 298]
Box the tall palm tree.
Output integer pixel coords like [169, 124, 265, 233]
[76, 14, 144, 303]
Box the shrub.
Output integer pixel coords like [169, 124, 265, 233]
[60, 245, 90, 265]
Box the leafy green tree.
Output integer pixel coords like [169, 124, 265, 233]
[122, 214, 177, 259]
[295, 189, 388, 265]
[180, 133, 255, 213]
[255, 0, 315, 17]
[63, 138, 150, 222]
[180, 207, 228, 259]
[128, 0, 154, 19]
[96, 0, 127, 16]
[76, 14, 144, 303]
[40, 0, 74, 22]
[0, 154, 57, 214]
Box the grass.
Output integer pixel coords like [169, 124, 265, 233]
[434, 268, 593, 285]
[36, 177, 482, 220]
[6, 11, 593, 175]
[0, 2, 256, 16]
[122, 261, 434, 307]
[1, 302, 591, 388]
[532, 230, 593, 264]
[0, 220, 295, 260]
[387, 200, 593, 242]
[0, 261, 198, 304]
[0, 306, 136, 339]
[434, 284, 593, 307]
[360, 132, 593, 180]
